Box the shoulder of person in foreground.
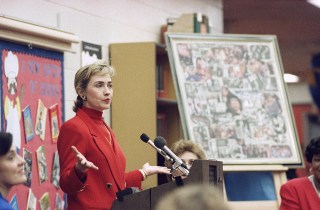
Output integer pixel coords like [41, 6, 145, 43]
[279, 176, 314, 210]
[281, 176, 310, 189]
[155, 184, 231, 210]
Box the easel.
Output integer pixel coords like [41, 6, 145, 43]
[223, 165, 288, 210]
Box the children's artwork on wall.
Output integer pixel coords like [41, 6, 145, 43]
[49, 104, 60, 143]
[23, 148, 32, 187]
[3, 50, 22, 152]
[27, 188, 37, 210]
[55, 193, 64, 210]
[22, 105, 35, 142]
[165, 33, 303, 166]
[39, 192, 50, 210]
[36, 145, 48, 184]
[35, 99, 47, 141]
[10, 194, 18, 210]
[51, 151, 60, 189]
[0, 39, 65, 209]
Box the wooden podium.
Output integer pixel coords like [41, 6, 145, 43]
[111, 160, 223, 210]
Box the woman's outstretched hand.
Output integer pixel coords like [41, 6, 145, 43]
[141, 162, 171, 176]
[71, 146, 99, 172]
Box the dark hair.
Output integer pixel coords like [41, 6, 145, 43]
[305, 137, 320, 163]
[226, 94, 242, 113]
[0, 132, 13, 156]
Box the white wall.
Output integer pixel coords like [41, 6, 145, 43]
[0, 0, 223, 120]
[1, 0, 311, 119]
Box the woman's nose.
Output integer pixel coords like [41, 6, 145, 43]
[18, 155, 26, 165]
[104, 86, 111, 95]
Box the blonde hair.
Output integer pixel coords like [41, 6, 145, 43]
[155, 184, 230, 210]
[171, 139, 206, 159]
[164, 140, 206, 181]
[73, 60, 115, 112]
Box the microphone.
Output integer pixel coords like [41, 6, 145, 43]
[116, 187, 140, 202]
[154, 136, 189, 176]
[140, 133, 173, 163]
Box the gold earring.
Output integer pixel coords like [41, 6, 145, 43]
[82, 96, 87, 101]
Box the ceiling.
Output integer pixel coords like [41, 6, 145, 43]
[223, 0, 320, 83]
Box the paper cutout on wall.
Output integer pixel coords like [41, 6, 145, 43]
[35, 99, 47, 141]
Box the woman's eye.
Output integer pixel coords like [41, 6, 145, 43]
[7, 155, 15, 160]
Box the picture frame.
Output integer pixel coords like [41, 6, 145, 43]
[165, 33, 303, 166]
[49, 104, 60, 143]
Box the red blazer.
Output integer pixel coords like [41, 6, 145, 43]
[57, 107, 143, 210]
[280, 176, 320, 210]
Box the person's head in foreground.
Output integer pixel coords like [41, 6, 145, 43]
[155, 184, 231, 210]
[0, 132, 26, 199]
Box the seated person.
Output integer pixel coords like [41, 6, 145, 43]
[279, 137, 320, 210]
[164, 139, 206, 180]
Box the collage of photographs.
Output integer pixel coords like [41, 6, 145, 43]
[169, 35, 301, 164]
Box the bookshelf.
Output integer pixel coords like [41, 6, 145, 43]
[156, 44, 183, 143]
[156, 44, 183, 185]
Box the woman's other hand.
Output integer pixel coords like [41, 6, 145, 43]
[141, 162, 171, 176]
[71, 146, 99, 172]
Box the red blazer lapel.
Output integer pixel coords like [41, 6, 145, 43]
[77, 109, 125, 190]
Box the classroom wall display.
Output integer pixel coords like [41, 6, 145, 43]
[165, 33, 303, 166]
[0, 39, 64, 209]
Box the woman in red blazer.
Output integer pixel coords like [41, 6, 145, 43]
[57, 60, 170, 210]
[280, 137, 320, 210]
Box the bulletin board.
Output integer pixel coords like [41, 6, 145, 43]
[0, 40, 65, 209]
[165, 33, 303, 166]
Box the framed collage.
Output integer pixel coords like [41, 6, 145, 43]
[165, 33, 303, 166]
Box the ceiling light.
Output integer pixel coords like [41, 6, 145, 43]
[307, 0, 320, 8]
[283, 73, 300, 83]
